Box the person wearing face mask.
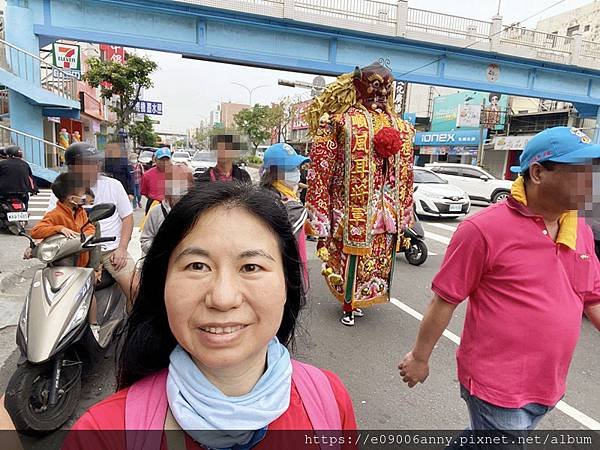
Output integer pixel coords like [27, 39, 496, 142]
[29, 172, 104, 334]
[261, 143, 310, 284]
[140, 170, 192, 256]
[30, 172, 96, 264]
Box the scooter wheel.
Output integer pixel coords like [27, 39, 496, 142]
[4, 358, 81, 435]
[405, 240, 428, 266]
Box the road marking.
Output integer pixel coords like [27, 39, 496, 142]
[424, 222, 458, 232]
[391, 298, 460, 345]
[26, 208, 47, 212]
[423, 231, 451, 246]
[389, 298, 600, 429]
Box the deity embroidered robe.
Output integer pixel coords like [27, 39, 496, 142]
[305, 106, 414, 308]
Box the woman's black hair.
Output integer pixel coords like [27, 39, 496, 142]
[259, 165, 282, 189]
[118, 181, 306, 388]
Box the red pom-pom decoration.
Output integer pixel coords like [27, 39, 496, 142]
[373, 127, 403, 158]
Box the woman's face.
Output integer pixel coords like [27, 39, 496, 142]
[165, 206, 286, 372]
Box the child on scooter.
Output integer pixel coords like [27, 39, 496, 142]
[25, 173, 102, 331]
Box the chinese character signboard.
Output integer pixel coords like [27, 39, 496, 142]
[100, 45, 126, 64]
[292, 100, 311, 131]
[134, 100, 163, 115]
[52, 43, 81, 78]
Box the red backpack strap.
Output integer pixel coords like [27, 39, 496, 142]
[125, 369, 169, 450]
[291, 360, 342, 431]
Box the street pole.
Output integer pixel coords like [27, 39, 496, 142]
[231, 82, 269, 106]
[477, 99, 486, 167]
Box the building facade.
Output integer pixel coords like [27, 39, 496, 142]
[536, 1, 600, 40]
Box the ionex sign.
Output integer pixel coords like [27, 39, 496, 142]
[52, 43, 81, 71]
[414, 129, 487, 147]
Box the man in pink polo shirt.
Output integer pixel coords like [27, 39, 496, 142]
[399, 127, 600, 438]
[141, 147, 171, 214]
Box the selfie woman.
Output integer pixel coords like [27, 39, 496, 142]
[63, 182, 356, 450]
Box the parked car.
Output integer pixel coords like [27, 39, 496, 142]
[413, 167, 470, 218]
[137, 150, 156, 171]
[425, 163, 513, 203]
[191, 151, 217, 176]
[172, 151, 192, 165]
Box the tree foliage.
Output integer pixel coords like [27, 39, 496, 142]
[83, 55, 158, 134]
[129, 115, 158, 147]
[233, 104, 280, 152]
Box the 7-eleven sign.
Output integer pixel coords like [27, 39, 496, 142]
[52, 43, 81, 71]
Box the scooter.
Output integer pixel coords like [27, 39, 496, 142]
[4, 203, 127, 435]
[0, 194, 28, 235]
[400, 209, 428, 266]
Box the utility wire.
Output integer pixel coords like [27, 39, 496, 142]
[396, 0, 568, 79]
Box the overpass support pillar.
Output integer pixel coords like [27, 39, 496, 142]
[490, 15, 503, 52]
[570, 32, 582, 66]
[593, 107, 600, 144]
[396, 0, 408, 38]
[5, 1, 45, 166]
[283, 0, 294, 20]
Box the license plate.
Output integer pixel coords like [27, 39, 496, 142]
[7, 212, 29, 222]
[449, 204, 463, 212]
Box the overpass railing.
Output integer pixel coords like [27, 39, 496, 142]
[0, 38, 78, 101]
[177, 0, 600, 70]
[0, 123, 65, 169]
[407, 7, 491, 40]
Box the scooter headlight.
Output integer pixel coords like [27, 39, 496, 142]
[38, 241, 61, 262]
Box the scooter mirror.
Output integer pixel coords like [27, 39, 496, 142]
[87, 203, 116, 222]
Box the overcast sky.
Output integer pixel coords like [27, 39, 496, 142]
[139, 0, 594, 133]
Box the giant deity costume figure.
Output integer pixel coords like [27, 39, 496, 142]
[305, 62, 415, 326]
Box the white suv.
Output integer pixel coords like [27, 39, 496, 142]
[425, 163, 514, 204]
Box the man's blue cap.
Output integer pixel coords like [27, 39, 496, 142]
[510, 126, 600, 173]
[154, 148, 171, 160]
[263, 143, 309, 170]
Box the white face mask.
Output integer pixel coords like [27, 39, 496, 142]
[283, 169, 301, 187]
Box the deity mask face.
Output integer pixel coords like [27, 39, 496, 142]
[353, 62, 394, 112]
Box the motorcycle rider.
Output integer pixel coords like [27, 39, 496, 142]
[0, 146, 36, 210]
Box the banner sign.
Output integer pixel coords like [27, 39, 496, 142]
[134, 100, 163, 115]
[456, 104, 482, 128]
[52, 43, 81, 71]
[492, 135, 534, 150]
[292, 100, 311, 131]
[431, 91, 508, 132]
[414, 129, 487, 147]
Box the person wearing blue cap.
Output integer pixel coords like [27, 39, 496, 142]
[400, 126, 600, 440]
[261, 143, 310, 281]
[141, 147, 172, 214]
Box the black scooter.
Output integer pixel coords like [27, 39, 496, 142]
[0, 193, 28, 235]
[400, 209, 428, 266]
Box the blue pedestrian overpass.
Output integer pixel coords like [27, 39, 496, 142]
[8, 0, 600, 153]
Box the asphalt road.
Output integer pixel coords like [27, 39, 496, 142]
[0, 200, 599, 449]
